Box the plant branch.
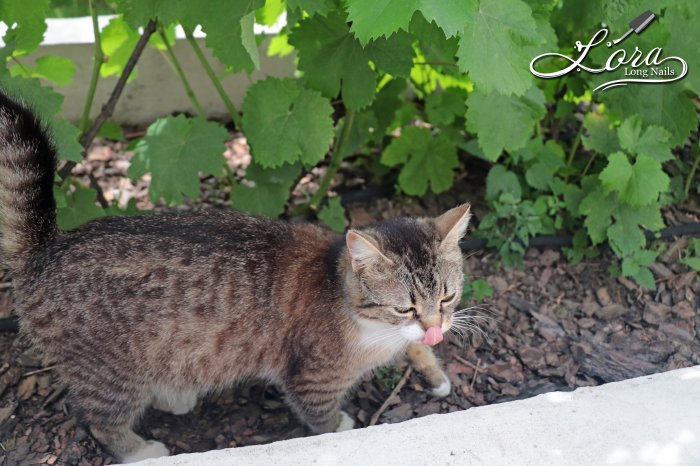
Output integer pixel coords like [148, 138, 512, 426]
[183, 27, 243, 129]
[157, 23, 204, 118]
[567, 122, 584, 166]
[309, 109, 356, 211]
[10, 56, 31, 77]
[78, 0, 105, 135]
[369, 366, 412, 426]
[58, 19, 157, 181]
[581, 152, 597, 178]
[685, 144, 700, 196]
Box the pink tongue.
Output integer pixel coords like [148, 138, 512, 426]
[422, 326, 443, 346]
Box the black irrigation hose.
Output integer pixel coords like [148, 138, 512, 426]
[1, 222, 699, 333]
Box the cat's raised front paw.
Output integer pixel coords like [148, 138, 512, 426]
[121, 440, 170, 463]
[336, 411, 355, 432]
[430, 374, 451, 398]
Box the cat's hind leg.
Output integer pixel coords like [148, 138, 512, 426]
[152, 388, 198, 415]
[406, 343, 451, 397]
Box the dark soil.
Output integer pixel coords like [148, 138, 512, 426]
[1, 138, 699, 465]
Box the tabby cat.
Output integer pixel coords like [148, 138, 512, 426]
[0, 91, 470, 462]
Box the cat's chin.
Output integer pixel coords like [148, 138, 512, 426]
[399, 322, 427, 342]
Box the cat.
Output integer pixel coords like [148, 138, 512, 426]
[0, 91, 471, 463]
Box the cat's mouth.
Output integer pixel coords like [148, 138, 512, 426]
[399, 322, 449, 346]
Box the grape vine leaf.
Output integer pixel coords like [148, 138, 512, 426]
[100, 17, 140, 78]
[617, 117, 674, 163]
[345, 0, 419, 45]
[242, 78, 334, 168]
[128, 115, 228, 204]
[466, 86, 546, 160]
[365, 30, 415, 78]
[457, 0, 542, 96]
[117, 0, 188, 27]
[524, 140, 565, 191]
[318, 197, 347, 232]
[10, 56, 76, 86]
[664, 2, 699, 95]
[607, 205, 664, 257]
[426, 88, 468, 126]
[381, 127, 458, 196]
[621, 249, 658, 289]
[582, 112, 620, 155]
[599, 152, 669, 207]
[486, 165, 522, 201]
[286, 0, 334, 16]
[0, 0, 49, 55]
[231, 161, 301, 217]
[409, 13, 459, 64]
[52, 120, 83, 163]
[55, 185, 105, 231]
[289, 12, 377, 109]
[601, 84, 697, 147]
[256, 0, 285, 26]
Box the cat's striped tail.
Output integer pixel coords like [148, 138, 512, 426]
[0, 91, 58, 270]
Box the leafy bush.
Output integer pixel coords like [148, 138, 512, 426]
[1, 0, 698, 288]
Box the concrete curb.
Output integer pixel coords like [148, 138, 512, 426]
[1, 17, 294, 126]
[133, 365, 700, 466]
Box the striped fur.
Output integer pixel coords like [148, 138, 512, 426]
[0, 92, 57, 269]
[0, 91, 471, 462]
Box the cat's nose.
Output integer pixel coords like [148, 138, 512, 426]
[421, 314, 442, 330]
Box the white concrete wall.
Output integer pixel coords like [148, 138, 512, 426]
[2, 17, 294, 126]
[134, 366, 700, 466]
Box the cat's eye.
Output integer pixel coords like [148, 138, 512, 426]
[395, 306, 416, 314]
[441, 293, 456, 304]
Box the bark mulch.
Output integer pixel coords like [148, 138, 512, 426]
[1, 138, 699, 465]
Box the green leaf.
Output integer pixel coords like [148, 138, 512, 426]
[117, 0, 188, 27]
[582, 112, 620, 155]
[256, 0, 285, 25]
[524, 140, 565, 191]
[601, 84, 697, 147]
[289, 12, 376, 109]
[664, 2, 700, 95]
[100, 17, 141, 78]
[286, 0, 333, 16]
[0, 0, 49, 55]
[128, 115, 228, 204]
[465, 86, 545, 160]
[231, 161, 301, 217]
[409, 13, 459, 64]
[0, 74, 63, 118]
[370, 79, 406, 138]
[202, 5, 262, 73]
[599, 152, 669, 207]
[681, 257, 700, 272]
[617, 117, 674, 163]
[97, 121, 125, 141]
[242, 78, 334, 168]
[11, 56, 76, 86]
[381, 127, 458, 196]
[365, 30, 415, 78]
[52, 120, 83, 162]
[318, 197, 347, 232]
[425, 88, 468, 126]
[457, 0, 541, 96]
[55, 185, 106, 231]
[486, 165, 521, 201]
[267, 33, 294, 57]
[345, 0, 419, 45]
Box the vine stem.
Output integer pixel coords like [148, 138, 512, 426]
[157, 23, 204, 117]
[10, 57, 31, 77]
[309, 110, 356, 211]
[685, 144, 700, 196]
[581, 152, 597, 178]
[58, 19, 157, 181]
[183, 27, 243, 129]
[79, 0, 105, 135]
[567, 122, 584, 166]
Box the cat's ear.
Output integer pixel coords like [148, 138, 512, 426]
[434, 203, 471, 248]
[346, 230, 392, 271]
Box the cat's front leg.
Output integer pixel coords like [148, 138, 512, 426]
[284, 381, 355, 433]
[406, 343, 451, 397]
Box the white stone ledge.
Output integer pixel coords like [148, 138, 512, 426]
[132, 366, 700, 466]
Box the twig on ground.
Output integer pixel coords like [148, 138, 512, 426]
[369, 366, 413, 426]
[43, 383, 67, 408]
[22, 365, 57, 377]
[453, 354, 483, 388]
[58, 19, 157, 181]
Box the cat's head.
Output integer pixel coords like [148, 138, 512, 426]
[344, 203, 470, 346]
